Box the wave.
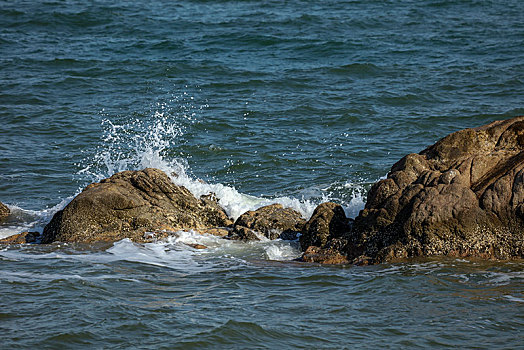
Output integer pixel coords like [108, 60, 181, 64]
[75, 97, 367, 221]
[1, 92, 367, 241]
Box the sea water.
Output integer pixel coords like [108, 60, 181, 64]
[1, 0, 523, 348]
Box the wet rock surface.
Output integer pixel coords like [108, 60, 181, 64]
[0, 231, 39, 244]
[350, 116, 524, 262]
[41, 168, 233, 243]
[300, 245, 349, 265]
[296, 202, 354, 264]
[299, 202, 351, 249]
[0, 201, 9, 222]
[228, 204, 305, 241]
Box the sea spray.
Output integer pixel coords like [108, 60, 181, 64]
[2, 97, 369, 240]
[75, 98, 366, 220]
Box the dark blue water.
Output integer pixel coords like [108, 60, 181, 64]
[1, 0, 523, 348]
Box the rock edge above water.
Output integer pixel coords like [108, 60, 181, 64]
[40, 168, 233, 244]
[0, 202, 9, 223]
[338, 116, 524, 264]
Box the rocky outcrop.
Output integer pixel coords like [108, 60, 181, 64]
[350, 116, 524, 262]
[228, 204, 305, 241]
[299, 202, 351, 249]
[41, 168, 233, 243]
[17, 117, 524, 265]
[297, 202, 353, 264]
[0, 201, 9, 222]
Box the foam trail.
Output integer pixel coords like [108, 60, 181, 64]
[169, 174, 321, 220]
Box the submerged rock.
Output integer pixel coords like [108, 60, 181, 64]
[228, 225, 263, 241]
[351, 116, 524, 262]
[41, 168, 233, 243]
[0, 201, 9, 222]
[186, 243, 207, 249]
[228, 203, 305, 241]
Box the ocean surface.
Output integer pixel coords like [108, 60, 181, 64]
[1, 0, 523, 348]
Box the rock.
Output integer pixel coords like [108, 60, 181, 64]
[41, 168, 233, 243]
[352, 116, 524, 262]
[299, 245, 349, 264]
[25, 231, 39, 243]
[227, 225, 265, 241]
[186, 243, 207, 249]
[299, 202, 351, 251]
[202, 227, 231, 237]
[297, 202, 354, 264]
[230, 204, 305, 241]
[0, 231, 39, 244]
[0, 233, 27, 244]
[0, 202, 9, 222]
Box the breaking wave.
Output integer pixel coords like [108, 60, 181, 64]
[75, 95, 366, 221]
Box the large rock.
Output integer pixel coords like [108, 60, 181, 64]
[298, 202, 352, 264]
[229, 203, 305, 241]
[41, 168, 233, 243]
[352, 116, 524, 262]
[0, 201, 9, 222]
[299, 202, 351, 249]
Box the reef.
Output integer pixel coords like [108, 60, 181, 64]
[2, 117, 524, 264]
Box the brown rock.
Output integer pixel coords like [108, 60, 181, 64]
[299, 202, 351, 251]
[0, 233, 27, 244]
[353, 116, 524, 263]
[299, 245, 349, 264]
[202, 227, 231, 237]
[186, 243, 207, 249]
[227, 225, 263, 241]
[232, 204, 306, 240]
[0, 202, 9, 222]
[41, 168, 233, 244]
[0, 231, 39, 244]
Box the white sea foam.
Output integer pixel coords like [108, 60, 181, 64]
[110, 232, 302, 264]
[107, 238, 204, 271]
[503, 295, 524, 303]
[341, 181, 367, 218]
[264, 240, 301, 261]
[0, 199, 72, 240]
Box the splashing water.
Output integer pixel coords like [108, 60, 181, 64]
[75, 94, 366, 220]
[0, 199, 73, 239]
[78, 107, 191, 182]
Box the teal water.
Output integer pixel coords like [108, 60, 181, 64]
[1, 0, 523, 348]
